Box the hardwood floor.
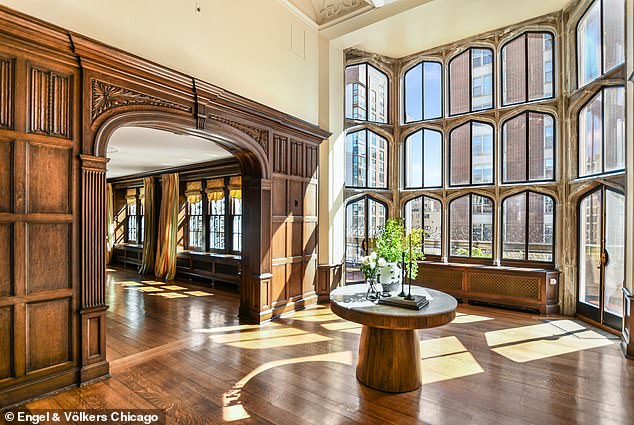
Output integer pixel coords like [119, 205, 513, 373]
[9, 267, 634, 424]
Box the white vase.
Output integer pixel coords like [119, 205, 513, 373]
[379, 262, 401, 291]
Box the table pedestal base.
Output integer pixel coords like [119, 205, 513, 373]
[356, 325, 422, 393]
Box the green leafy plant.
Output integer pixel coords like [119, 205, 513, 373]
[404, 227, 426, 280]
[375, 218, 406, 263]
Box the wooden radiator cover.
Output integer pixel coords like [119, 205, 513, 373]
[415, 262, 559, 314]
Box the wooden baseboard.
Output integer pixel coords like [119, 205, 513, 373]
[0, 368, 79, 409]
[80, 361, 110, 384]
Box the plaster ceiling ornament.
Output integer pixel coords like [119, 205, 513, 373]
[316, 0, 368, 24]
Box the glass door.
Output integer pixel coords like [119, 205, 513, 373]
[577, 186, 625, 329]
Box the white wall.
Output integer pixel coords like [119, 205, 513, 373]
[318, 36, 346, 266]
[0, 0, 321, 124]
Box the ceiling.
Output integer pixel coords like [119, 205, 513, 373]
[329, 0, 570, 57]
[285, 0, 571, 58]
[106, 127, 233, 178]
[286, 0, 395, 27]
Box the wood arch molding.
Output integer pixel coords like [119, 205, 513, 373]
[0, 4, 329, 406]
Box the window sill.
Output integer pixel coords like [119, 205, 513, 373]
[178, 250, 241, 260]
[421, 259, 557, 273]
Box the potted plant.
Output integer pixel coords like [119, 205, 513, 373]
[375, 218, 405, 291]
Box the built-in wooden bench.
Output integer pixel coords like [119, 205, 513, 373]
[111, 244, 241, 287]
[176, 251, 241, 287]
[413, 262, 559, 314]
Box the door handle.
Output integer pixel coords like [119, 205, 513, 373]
[597, 250, 609, 269]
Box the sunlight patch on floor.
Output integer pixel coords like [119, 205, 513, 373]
[321, 321, 362, 334]
[420, 336, 484, 384]
[184, 291, 213, 297]
[210, 327, 307, 344]
[222, 350, 353, 421]
[136, 287, 164, 293]
[162, 285, 187, 290]
[289, 312, 342, 322]
[193, 323, 280, 334]
[491, 330, 613, 363]
[451, 312, 494, 324]
[150, 292, 189, 299]
[227, 333, 331, 349]
[119, 281, 143, 287]
[422, 351, 484, 384]
[485, 320, 613, 363]
[141, 280, 166, 285]
[485, 320, 585, 346]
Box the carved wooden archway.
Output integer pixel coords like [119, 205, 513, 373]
[0, 6, 328, 404]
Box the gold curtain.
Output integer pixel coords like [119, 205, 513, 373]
[155, 173, 179, 280]
[106, 183, 114, 265]
[205, 178, 225, 202]
[228, 175, 242, 200]
[185, 181, 202, 204]
[139, 177, 155, 275]
[125, 188, 137, 205]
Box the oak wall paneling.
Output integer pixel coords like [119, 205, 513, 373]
[0, 26, 81, 407]
[0, 4, 328, 406]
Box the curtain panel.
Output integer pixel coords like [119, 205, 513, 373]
[155, 173, 180, 280]
[139, 177, 156, 274]
[106, 183, 114, 264]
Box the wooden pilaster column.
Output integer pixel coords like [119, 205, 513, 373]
[239, 175, 273, 323]
[79, 154, 110, 382]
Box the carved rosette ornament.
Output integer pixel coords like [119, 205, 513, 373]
[209, 114, 270, 154]
[91, 79, 190, 122]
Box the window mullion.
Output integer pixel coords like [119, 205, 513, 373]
[525, 112, 530, 182]
[524, 34, 529, 103]
[525, 192, 530, 262]
[469, 195, 473, 257]
[469, 49, 473, 112]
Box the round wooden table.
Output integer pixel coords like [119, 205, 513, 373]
[330, 284, 457, 393]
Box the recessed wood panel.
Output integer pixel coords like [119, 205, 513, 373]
[0, 139, 12, 212]
[303, 259, 316, 294]
[271, 219, 286, 260]
[288, 262, 303, 298]
[273, 135, 288, 174]
[305, 145, 317, 178]
[272, 178, 287, 217]
[27, 223, 70, 294]
[88, 317, 101, 357]
[289, 140, 303, 177]
[271, 264, 286, 303]
[0, 224, 12, 297]
[287, 221, 303, 258]
[0, 306, 13, 380]
[0, 57, 13, 130]
[304, 182, 317, 217]
[27, 299, 71, 372]
[28, 65, 71, 138]
[304, 221, 317, 256]
[27, 143, 70, 213]
[289, 180, 303, 216]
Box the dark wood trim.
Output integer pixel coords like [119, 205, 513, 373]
[317, 263, 343, 303]
[622, 288, 634, 359]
